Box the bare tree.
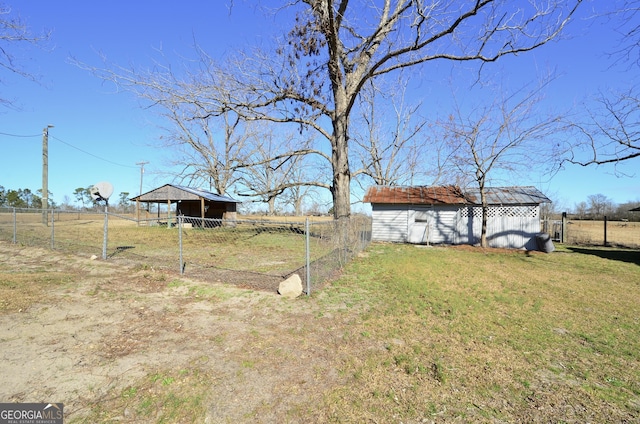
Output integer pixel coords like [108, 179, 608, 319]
[351, 77, 430, 187]
[222, 0, 581, 223]
[565, 2, 640, 167]
[567, 88, 640, 168]
[616, 200, 640, 221]
[574, 201, 588, 219]
[608, 0, 640, 67]
[82, 1, 581, 223]
[282, 177, 313, 216]
[438, 79, 565, 247]
[281, 154, 326, 215]
[76, 46, 334, 200]
[236, 128, 309, 215]
[81, 53, 258, 195]
[164, 108, 255, 195]
[0, 4, 50, 107]
[587, 193, 614, 218]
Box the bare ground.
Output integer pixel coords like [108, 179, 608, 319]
[0, 242, 349, 422]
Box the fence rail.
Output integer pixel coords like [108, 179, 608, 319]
[542, 216, 640, 249]
[0, 207, 371, 295]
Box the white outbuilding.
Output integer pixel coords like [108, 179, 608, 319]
[363, 185, 551, 250]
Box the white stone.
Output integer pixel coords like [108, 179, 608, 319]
[278, 274, 303, 298]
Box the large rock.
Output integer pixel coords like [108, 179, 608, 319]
[278, 274, 303, 298]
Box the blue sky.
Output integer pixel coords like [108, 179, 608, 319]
[1, 1, 639, 212]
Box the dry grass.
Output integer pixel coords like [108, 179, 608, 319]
[0, 213, 325, 274]
[313, 243, 640, 422]
[567, 219, 640, 247]
[1, 227, 639, 422]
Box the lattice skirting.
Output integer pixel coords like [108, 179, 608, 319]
[458, 206, 539, 219]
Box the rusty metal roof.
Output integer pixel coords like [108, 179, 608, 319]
[363, 185, 467, 205]
[364, 185, 550, 205]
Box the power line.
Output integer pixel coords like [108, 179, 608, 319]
[1, 131, 139, 169]
[0, 131, 41, 138]
[50, 135, 138, 169]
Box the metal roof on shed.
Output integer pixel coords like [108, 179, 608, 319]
[364, 185, 550, 206]
[173, 185, 240, 203]
[464, 186, 551, 205]
[363, 185, 467, 205]
[130, 184, 240, 203]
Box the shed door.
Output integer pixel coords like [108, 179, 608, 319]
[408, 222, 429, 243]
[412, 207, 459, 244]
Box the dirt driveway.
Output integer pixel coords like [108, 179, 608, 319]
[0, 242, 348, 422]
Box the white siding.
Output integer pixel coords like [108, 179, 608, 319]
[410, 206, 460, 244]
[455, 206, 541, 249]
[371, 205, 410, 242]
[371, 204, 542, 249]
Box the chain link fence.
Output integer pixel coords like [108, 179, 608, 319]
[0, 207, 371, 295]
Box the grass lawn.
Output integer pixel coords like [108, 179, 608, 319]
[2, 240, 638, 422]
[317, 243, 640, 422]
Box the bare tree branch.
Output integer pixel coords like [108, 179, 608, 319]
[0, 4, 50, 107]
[565, 87, 640, 170]
[350, 76, 431, 186]
[76, 0, 583, 221]
[438, 76, 566, 246]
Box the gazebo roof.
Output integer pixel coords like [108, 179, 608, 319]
[130, 184, 240, 203]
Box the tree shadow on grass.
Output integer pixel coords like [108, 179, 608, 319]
[567, 246, 640, 266]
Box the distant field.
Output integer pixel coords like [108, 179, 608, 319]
[566, 220, 640, 248]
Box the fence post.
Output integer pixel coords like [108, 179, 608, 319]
[561, 212, 566, 244]
[305, 218, 311, 296]
[12, 208, 17, 244]
[179, 215, 184, 275]
[50, 209, 55, 249]
[604, 215, 608, 247]
[102, 204, 109, 260]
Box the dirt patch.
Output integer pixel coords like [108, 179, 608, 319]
[0, 242, 346, 422]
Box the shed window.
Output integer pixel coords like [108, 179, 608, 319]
[414, 211, 430, 222]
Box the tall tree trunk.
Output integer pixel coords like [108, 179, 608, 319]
[294, 196, 303, 216]
[330, 107, 352, 256]
[331, 98, 351, 223]
[267, 197, 276, 215]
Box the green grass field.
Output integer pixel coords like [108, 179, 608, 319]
[2, 233, 639, 422]
[316, 243, 640, 422]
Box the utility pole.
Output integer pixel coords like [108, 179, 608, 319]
[42, 125, 54, 225]
[136, 161, 148, 195]
[136, 161, 149, 224]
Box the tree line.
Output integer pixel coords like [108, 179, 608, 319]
[572, 194, 640, 222]
[0, 185, 132, 213]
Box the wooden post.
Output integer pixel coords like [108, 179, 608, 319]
[167, 199, 171, 227]
[604, 215, 608, 247]
[200, 198, 205, 228]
